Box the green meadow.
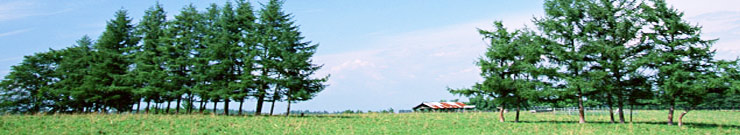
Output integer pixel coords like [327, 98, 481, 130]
[2, 110, 738, 134]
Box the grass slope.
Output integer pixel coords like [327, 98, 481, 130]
[1, 110, 738, 134]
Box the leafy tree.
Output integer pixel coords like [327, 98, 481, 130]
[640, 0, 717, 126]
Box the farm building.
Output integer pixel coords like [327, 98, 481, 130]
[412, 102, 475, 112]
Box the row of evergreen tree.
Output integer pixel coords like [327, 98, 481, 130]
[0, 0, 328, 116]
[450, 0, 739, 127]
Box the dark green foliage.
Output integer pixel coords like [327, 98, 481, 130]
[0, 1, 327, 114]
[89, 9, 141, 112]
[131, 3, 169, 113]
[450, 22, 549, 122]
[258, 0, 328, 116]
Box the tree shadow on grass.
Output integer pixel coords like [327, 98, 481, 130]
[518, 120, 740, 129]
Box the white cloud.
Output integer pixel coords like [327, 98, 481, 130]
[665, 0, 740, 17]
[0, 1, 73, 22]
[664, 0, 740, 60]
[0, 28, 32, 37]
[0, 56, 23, 62]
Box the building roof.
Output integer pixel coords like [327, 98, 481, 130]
[413, 102, 475, 109]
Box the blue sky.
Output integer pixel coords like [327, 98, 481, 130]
[1, 0, 739, 113]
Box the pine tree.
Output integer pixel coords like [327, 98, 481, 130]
[640, 0, 717, 126]
[170, 4, 203, 114]
[210, 2, 243, 115]
[0, 51, 58, 113]
[581, 0, 645, 123]
[132, 3, 169, 114]
[53, 36, 96, 112]
[233, 0, 259, 115]
[534, 0, 593, 123]
[451, 22, 521, 122]
[90, 9, 140, 113]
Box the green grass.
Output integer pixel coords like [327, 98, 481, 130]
[1, 110, 738, 134]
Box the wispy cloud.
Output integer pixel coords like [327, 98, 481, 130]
[0, 28, 32, 37]
[0, 1, 73, 22]
[685, 11, 740, 60]
[0, 56, 23, 62]
[307, 14, 538, 111]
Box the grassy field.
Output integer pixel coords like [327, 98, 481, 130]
[1, 110, 738, 134]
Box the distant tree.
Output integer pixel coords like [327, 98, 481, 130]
[466, 95, 496, 111]
[640, 0, 717, 126]
[0, 51, 58, 113]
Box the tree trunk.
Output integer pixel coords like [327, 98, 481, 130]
[269, 99, 276, 115]
[286, 99, 292, 117]
[668, 103, 675, 125]
[166, 101, 171, 114]
[255, 69, 268, 116]
[607, 93, 615, 123]
[499, 103, 506, 122]
[238, 99, 244, 115]
[136, 102, 141, 114]
[176, 97, 182, 114]
[224, 99, 230, 115]
[256, 94, 265, 116]
[213, 100, 218, 115]
[199, 99, 205, 113]
[187, 94, 194, 114]
[630, 104, 633, 123]
[678, 111, 688, 127]
[617, 97, 625, 123]
[515, 104, 520, 123]
[145, 101, 151, 114]
[577, 88, 586, 123]
[154, 102, 159, 114]
[285, 89, 292, 116]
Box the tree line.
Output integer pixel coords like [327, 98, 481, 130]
[450, 0, 739, 127]
[0, 0, 328, 116]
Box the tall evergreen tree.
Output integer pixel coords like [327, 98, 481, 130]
[52, 36, 96, 112]
[535, 0, 593, 123]
[208, 2, 243, 115]
[581, 0, 645, 123]
[170, 4, 203, 114]
[263, 0, 328, 116]
[233, 0, 259, 115]
[0, 51, 58, 113]
[640, 0, 717, 126]
[132, 3, 169, 114]
[90, 9, 140, 112]
[450, 22, 546, 122]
